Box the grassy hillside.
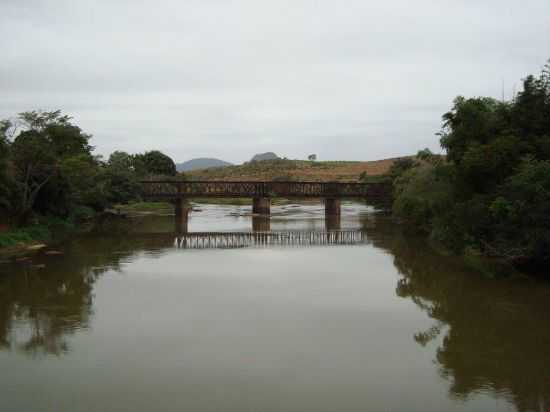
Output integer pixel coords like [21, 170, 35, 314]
[186, 157, 407, 182]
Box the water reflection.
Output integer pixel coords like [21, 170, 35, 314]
[363, 218, 550, 412]
[325, 214, 341, 231]
[0, 205, 549, 412]
[0, 221, 368, 357]
[0, 204, 361, 357]
[0, 261, 94, 356]
[174, 230, 367, 249]
[0, 233, 178, 356]
[252, 215, 270, 232]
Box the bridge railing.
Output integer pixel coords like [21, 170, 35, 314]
[140, 180, 390, 199]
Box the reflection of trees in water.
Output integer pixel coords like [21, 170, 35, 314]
[0, 264, 94, 356]
[364, 216, 550, 412]
[0, 231, 175, 356]
[3, 213, 549, 412]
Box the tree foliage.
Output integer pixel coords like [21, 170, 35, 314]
[135, 150, 177, 176]
[0, 110, 179, 226]
[393, 60, 550, 265]
[104, 151, 141, 204]
[0, 121, 12, 215]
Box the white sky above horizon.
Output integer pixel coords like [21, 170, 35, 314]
[1, 0, 549, 164]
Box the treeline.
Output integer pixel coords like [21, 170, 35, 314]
[0, 110, 179, 227]
[390, 60, 550, 266]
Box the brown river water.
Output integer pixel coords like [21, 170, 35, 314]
[0, 202, 549, 412]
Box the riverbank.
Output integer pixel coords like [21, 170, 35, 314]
[0, 222, 66, 260]
[0, 199, 289, 258]
[0, 225, 51, 260]
[0, 200, 257, 258]
[0, 214, 97, 260]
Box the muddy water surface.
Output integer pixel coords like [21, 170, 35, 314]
[0, 202, 549, 412]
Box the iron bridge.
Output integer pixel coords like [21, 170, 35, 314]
[140, 180, 390, 199]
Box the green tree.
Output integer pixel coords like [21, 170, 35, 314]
[489, 158, 550, 262]
[60, 154, 108, 213]
[11, 129, 60, 220]
[18, 110, 93, 157]
[135, 150, 177, 176]
[108, 151, 135, 173]
[104, 151, 141, 204]
[393, 59, 550, 264]
[439, 97, 508, 164]
[388, 157, 416, 181]
[393, 163, 455, 235]
[0, 120, 12, 217]
[9, 111, 103, 221]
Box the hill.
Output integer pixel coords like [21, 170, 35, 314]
[250, 152, 279, 162]
[176, 158, 232, 172]
[186, 157, 408, 181]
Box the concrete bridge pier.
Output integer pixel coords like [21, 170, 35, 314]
[324, 198, 341, 217]
[174, 198, 191, 234]
[252, 197, 271, 215]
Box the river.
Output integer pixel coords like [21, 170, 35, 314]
[0, 202, 549, 412]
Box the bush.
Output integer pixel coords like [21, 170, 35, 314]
[393, 164, 454, 233]
[487, 158, 550, 263]
[389, 157, 416, 180]
[0, 225, 51, 247]
[393, 60, 550, 265]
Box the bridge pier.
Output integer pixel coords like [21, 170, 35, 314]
[324, 198, 341, 217]
[252, 197, 271, 215]
[174, 198, 191, 234]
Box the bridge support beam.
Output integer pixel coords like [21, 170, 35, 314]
[174, 198, 191, 234]
[324, 198, 341, 217]
[252, 197, 270, 215]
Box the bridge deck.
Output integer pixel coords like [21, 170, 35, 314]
[141, 180, 390, 199]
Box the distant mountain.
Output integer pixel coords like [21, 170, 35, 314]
[250, 152, 279, 162]
[176, 158, 233, 172]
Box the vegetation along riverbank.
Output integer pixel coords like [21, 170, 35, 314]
[389, 61, 550, 270]
[1, 60, 549, 272]
[0, 110, 181, 257]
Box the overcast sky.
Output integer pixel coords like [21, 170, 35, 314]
[1, 0, 549, 164]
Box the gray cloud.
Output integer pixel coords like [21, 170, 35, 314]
[1, 0, 549, 163]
